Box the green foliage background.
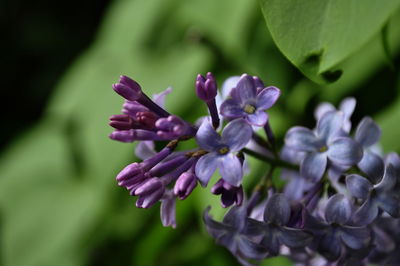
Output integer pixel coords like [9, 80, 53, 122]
[1, 0, 400, 265]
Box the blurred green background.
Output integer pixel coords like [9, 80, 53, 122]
[1, 0, 400, 265]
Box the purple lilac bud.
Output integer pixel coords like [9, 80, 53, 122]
[148, 155, 188, 177]
[112, 75, 142, 101]
[195, 118, 252, 187]
[109, 114, 136, 130]
[196, 72, 217, 101]
[135, 111, 158, 129]
[220, 74, 280, 127]
[211, 178, 243, 208]
[109, 129, 162, 142]
[174, 171, 198, 200]
[155, 115, 195, 139]
[134, 177, 165, 208]
[122, 100, 149, 117]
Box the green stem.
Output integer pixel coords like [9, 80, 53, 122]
[242, 148, 298, 170]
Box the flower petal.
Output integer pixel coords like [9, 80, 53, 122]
[385, 152, 400, 178]
[152, 86, 172, 108]
[319, 232, 342, 261]
[285, 126, 322, 152]
[203, 206, 231, 238]
[236, 74, 257, 104]
[221, 76, 240, 99]
[160, 191, 176, 228]
[353, 198, 379, 226]
[375, 164, 397, 192]
[325, 194, 352, 225]
[256, 86, 280, 110]
[237, 237, 268, 260]
[218, 154, 243, 187]
[345, 174, 372, 200]
[196, 118, 222, 151]
[328, 137, 363, 166]
[314, 102, 335, 121]
[220, 98, 244, 118]
[357, 151, 384, 184]
[355, 116, 381, 147]
[264, 194, 291, 225]
[377, 193, 400, 218]
[300, 152, 327, 182]
[279, 227, 313, 248]
[246, 111, 268, 126]
[222, 118, 252, 152]
[260, 226, 280, 255]
[195, 153, 218, 187]
[222, 205, 247, 230]
[339, 97, 356, 119]
[135, 141, 156, 160]
[340, 226, 370, 250]
[316, 111, 344, 141]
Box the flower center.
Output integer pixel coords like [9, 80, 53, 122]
[244, 104, 256, 114]
[319, 145, 328, 152]
[218, 146, 230, 155]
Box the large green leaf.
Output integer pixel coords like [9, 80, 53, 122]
[260, 0, 400, 83]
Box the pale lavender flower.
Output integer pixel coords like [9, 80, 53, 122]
[195, 118, 252, 187]
[314, 97, 356, 133]
[160, 189, 177, 228]
[355, 117, 384, 182]
[304, 194, 371, 261]
[346, 163, 400, 225]
[285, 111, 363, 182]
[211, 178, 244, 208]
[220, 74, 280, 126]
[203, 206, 268, 263]
[251, 194, 313, 255]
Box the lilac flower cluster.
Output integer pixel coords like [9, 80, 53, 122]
[109, 73, 400, 265]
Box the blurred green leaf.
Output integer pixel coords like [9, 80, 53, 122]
[260, 0, 400, 83]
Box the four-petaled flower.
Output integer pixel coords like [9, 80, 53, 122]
[220, 74, 280, 126]
[195, 118, 252, 187]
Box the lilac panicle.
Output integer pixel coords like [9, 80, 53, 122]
[195, 118, 252, 187]
[211, 178, 244, 208]
[285, 111, 363, 182]
[220, 74, 280, 126]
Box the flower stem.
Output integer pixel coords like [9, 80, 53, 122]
[242, 148, 298, 170]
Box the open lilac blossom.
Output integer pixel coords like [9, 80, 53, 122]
[211, 178, 244, 208]
[248, 194, 313, 255]
[203, 206, 268, 264]
[304, 194, 371, 261]
[220, 74, 280, 126]
[354, 117, 384, 182]
[285, 111, 363, 182]
[195, 118, 252, 187]
[314, 97, 356, 133]
[346, 164, 400, 225]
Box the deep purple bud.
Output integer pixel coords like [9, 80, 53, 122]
[211, 178, 243, 208]
[122, 100, 148, 117]
[155, 115, 194, 139]
[174, 172, 198, 200]
[134, 177, 165, 208]
[109, 114, 135, 130]
[135, 111, 158, 129]
[113, 75, 142, 101]
[196, 72, 217, 101]
[116, 162, 143, 182]
[109, 129, 163, 142]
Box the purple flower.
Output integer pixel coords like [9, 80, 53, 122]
[314, 97, 356, 133]
[251, 194, 313, 255]
[196, 72, 217, 101]
[195, 118, 252, 187]
[155, 115, 195, 139]
[346, 163, 400, 225]
[304, 194, 371, 261]
[220, 74, 280, 126]
[203, 206, 268, 263]
[355, 117, 384, 182]
[112, 75, 142, 101]
[285, 111, 363, 182]
[211, 178, 244, 208]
